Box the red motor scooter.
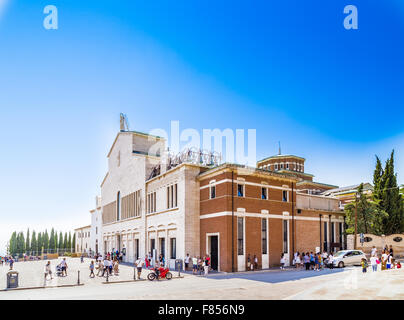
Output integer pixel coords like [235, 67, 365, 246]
[147, 266, 173, 281]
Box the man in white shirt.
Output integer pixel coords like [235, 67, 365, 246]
[371, 246, 377, 257]
[135, 258, 144, 280]
[370, 255, 378, 272]
[185, 254, 190, 271]
[103, 258, 109, 276]
[192, 256, 198, 274]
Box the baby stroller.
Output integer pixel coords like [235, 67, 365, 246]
[56, 264, 63, 277]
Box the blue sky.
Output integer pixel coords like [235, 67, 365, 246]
[0, 0, 403, 254]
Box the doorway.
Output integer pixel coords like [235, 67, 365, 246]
[207, 234, 219, 271]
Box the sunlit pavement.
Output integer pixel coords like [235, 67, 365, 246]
[1, 259, 403, 300]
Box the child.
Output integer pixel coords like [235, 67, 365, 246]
[280, 254, 285, 270]
[396, 261, 401, 269]
[89, 261, 95, 278]
[370, 255, 378, 272]
[361, 258, 368, 273]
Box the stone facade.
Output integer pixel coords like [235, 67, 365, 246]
[88, 126, 346, 272]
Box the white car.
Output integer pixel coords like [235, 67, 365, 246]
[332, 250, 367, 268]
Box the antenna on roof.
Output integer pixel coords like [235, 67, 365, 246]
[120, 113, 130, 132]
[278, 141, 281, 155]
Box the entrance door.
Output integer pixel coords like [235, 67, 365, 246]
[210, 236, 219, 270]
[117, 234, 121, 252]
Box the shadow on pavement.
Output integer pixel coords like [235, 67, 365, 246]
[206, 268, 347, 284]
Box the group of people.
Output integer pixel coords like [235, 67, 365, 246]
[0, 256, 15, 270]
[292, 251, 335, 271]
[184, 254, 211, 276]
[93, 254, 120, 277]
[365, 245, 401, 273]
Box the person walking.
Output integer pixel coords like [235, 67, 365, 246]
[304, 252, 310, 270]
[185, 254, 190, 271]
[204, 256, 210, 276]
[89, 261, 95, 278]
[381, 251, 388, 271]
[247, 254, 251, 271]
[135, 257, 144, 280]
[9, 257, 14, 270]
[192, 256, 198, 275]
[253, 255, 258, 271]
[370, 255, 378, 272]
[280, 254, 285, 270]
[328, 252, 334, 269]
[294, 252, 301, 269]
[96, 259, 103, 277]
[60, 258, 67, 276]
[44, 261, 53, 280]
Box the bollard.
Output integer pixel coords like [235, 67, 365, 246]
[77, 270, 80, 285]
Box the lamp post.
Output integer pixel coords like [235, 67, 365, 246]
[354, 192, 359, 250]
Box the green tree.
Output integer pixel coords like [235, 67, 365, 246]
[43, 230, 49, 252]
[9, 231, 17, 256]
[25, 228, 30, 254]
[37, 232, 43, 254]
[344, 183, 388, 235]
[54, 231, 58, 253]
[72, 233, 76, 253]
[63, 232, 68, 251]
[68, 232, 72, 252]
[49, 228, 55, 253]
[58, 231, 63, 251]
[31, 231, 37, 255]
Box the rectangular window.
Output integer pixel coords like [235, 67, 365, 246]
[135, 239, 139, 260]
[160, 238, 165, 258]
[331, 222, 335, 243]
[261, 187, 267, 200]
[282, 190, 288, 202]
[210, 185, 216, 199]
[237, 217, 244, 255]
[283, 220, 288, 253]
[286, 163, 289, 170]
[324, 222, 328, 252]
[237, 184, 244, 197]
[174, 184, 177, 207]
[150, 239, 155, 253]
[170, 238, 176, 259]
[167, 186, 170, 209]
[275, 164, 278, 170]
[170, 185, 174, 208]
[153, 192, 156, 212]
[262, 219, 267, 254]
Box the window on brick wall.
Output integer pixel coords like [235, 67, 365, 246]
[282, 190, 288, 202]
[262, 219, 267, 254]
[237, 217, 244, 255]
[210, 185, 216, 199]
[261, 187, 267, 200]
[237, 184, 244, 197]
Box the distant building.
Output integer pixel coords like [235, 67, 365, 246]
[90, 196, 103, 255]
[322, 183, 373, 208]
[74, 225, 91, 254]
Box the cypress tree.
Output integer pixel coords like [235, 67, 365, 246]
[37, 232, 43, 254]
[49, 229, 55, 253]
[43, 229, 49, 252]
[9, 231, 17, 256]
[68, 232, 72, 252]
[31, 231, 37, 255]
[72, 233, 76, 253]
[55, 232, 58, 253]
[58, 231, 64, 251]
[63, 232, 68, 251]
[25, 228, 30, 254]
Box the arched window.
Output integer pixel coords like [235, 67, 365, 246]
[117, 191, 121, 221]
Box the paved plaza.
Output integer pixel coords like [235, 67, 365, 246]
[1, 258, 404, 299]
